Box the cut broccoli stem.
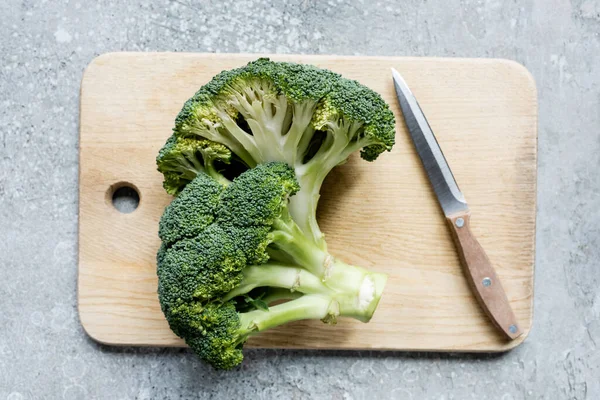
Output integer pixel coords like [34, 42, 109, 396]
[222, 258, 388, 323]
[237, 270, 387, 334]
[324, 258, 388, 303]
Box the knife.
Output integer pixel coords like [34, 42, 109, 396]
[391, 68, 522, 340]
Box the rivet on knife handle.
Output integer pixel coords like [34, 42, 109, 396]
[447, 211, 522, 340]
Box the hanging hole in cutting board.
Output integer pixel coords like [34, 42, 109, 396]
[107, 182, 140, 213]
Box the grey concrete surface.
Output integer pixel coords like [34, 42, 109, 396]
[1, 0, 599, 399]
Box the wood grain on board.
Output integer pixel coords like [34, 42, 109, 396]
[78, 53, 537, 351]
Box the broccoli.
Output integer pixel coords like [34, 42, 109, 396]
[156, 136, 232, 195]
[156, 59, 395, 370]
[158, 58, 395, 248]
[157, 163, 388, 370]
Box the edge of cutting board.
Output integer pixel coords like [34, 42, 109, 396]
[78, 52, 537, 352]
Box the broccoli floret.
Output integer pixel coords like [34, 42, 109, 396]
[157, 135, 232, 195]
[158, 173, 224, 246]
[158, 58, 395, 248]
[184, 302, 245, 370]
[217, 161, 299, 227]
[157, 224, 245, 321]
[157, 163, 388, 370]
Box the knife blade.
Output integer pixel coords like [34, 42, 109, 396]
[391, 68, 522, 340]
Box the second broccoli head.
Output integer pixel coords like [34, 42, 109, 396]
[157, 163, 388, 370]
[157, 58, 395, 248]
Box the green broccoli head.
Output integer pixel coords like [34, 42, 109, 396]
[157, 163, 301, 368]
[157, 58, 396, 246]
[157, 161, 388, 370]
[157, 161, 387, 369]
[174, 58, 337, 137]
[173, 58, 394, 164]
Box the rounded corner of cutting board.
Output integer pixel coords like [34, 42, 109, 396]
[77, 305, 115, 346]
[81, 53, 119, 83]
[505, 330, 532, 351]
[493, 58, 537, 86]
[490, 58, 538, 109]
[491, 327, 534, 353]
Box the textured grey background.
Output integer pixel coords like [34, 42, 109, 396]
[1, 0, 599, 399]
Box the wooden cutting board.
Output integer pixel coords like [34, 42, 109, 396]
[78, 53, 537, 351]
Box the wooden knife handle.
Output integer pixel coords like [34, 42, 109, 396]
[447, 211, 522, 340]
